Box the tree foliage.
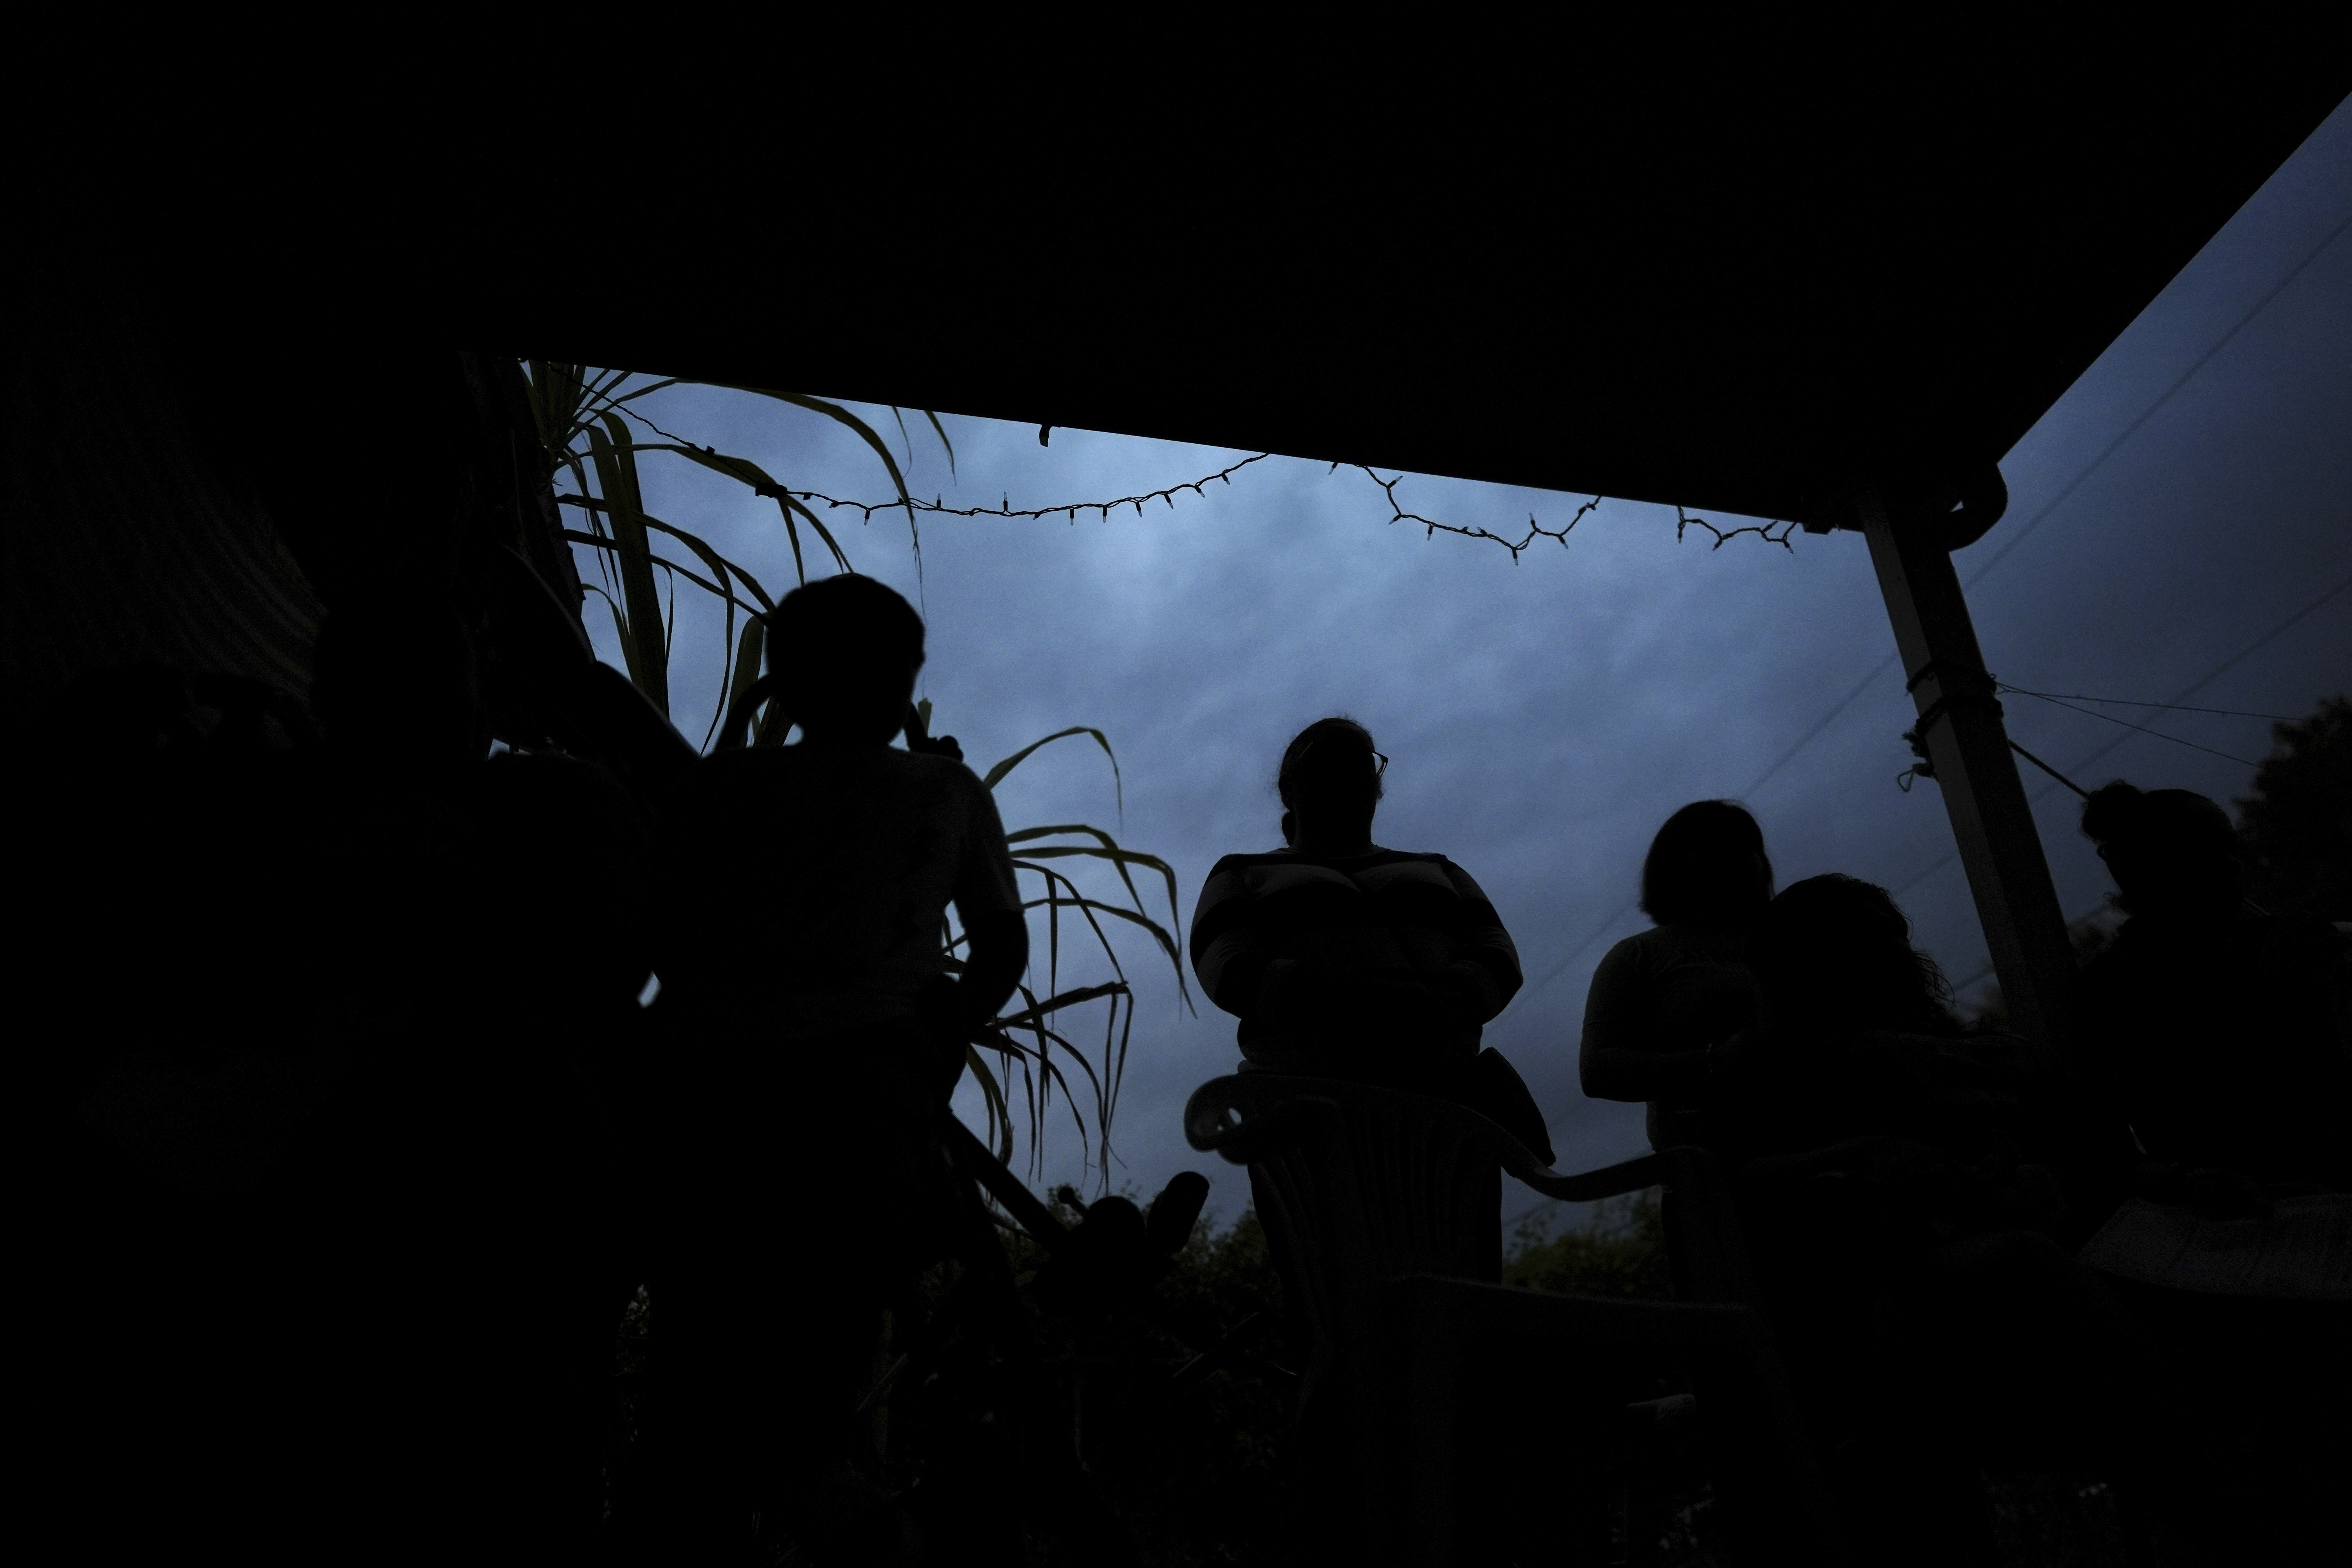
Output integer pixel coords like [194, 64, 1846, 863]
[1503, 1189, 1673, 1301]
[2238, 694, 2351, 920]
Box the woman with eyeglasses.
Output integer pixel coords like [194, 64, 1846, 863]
[1189, 716, 1550, 1156]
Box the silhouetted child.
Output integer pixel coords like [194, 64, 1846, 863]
[645, 574, 1027, 1557]
[2077, 781, 2349, 1195]
[1579, 799, 1773, 1151]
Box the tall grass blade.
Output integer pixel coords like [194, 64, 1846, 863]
[583, 419, 668, 715]
[982, 728, 1123, 817]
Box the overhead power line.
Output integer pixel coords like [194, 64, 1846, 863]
[1959, 208, 2352, 591]
[1997, 690, 2303, 722]
[2000, 688, 2263, 769]
[1742, 656, 1900, 797]
[1887, 570, 2352, 903]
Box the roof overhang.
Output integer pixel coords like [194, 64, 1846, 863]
[50, 56, 2349, 543]
[430, 74, 2345, 533]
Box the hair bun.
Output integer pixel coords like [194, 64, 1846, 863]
[2082, 782, 2236, 858]
[2080, 781, 2147, 847]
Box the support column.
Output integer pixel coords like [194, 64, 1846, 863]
[1859, 488, 2077, 1044]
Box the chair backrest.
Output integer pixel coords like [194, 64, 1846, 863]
[1183, 1075, 1507, 1427]
[1655, 1156, 1765, 1308]
[1184, 1073, 1766, 1401]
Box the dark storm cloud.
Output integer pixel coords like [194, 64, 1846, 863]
[588, 103, 2350, 1228]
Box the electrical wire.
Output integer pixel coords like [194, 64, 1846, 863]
[1515, 657, 1914, 1007]
[2002, 689, 2263, 768]
[1887, 570, 2352, 904]
[1958, 209, 2352, 592]
[1997, 690, 2302, 722]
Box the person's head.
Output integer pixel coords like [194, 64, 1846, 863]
[766, 575, 926, 744]
[2080, 782, 2241, 921]
[1276, 717, 1383, 849]
[1641, 800, 1773, 928]
[1749, 873, 1956, 1035]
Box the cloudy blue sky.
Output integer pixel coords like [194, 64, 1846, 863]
[581, 102, 2350, 1232]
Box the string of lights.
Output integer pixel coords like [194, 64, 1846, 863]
[786, 454, 1273, 523]
[1344, 465, 1603, 559]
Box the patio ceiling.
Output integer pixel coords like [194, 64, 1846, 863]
[443, 73, 2347, 532]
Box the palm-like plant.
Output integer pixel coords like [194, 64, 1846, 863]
[521, 364, 1183, 1183]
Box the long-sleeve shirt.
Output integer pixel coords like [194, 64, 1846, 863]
[1189, 846, 1522, 1080]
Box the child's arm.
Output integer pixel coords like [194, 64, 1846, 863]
[946, 910, 1027, 1030]
[936, 766, 1028, 1038]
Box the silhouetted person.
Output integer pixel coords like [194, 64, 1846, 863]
[287, 601, 544, 1553]
[1579, 799, 1772, 1150]
[1720, 874, 2236, 1565]
[1189, 717, 1542, 1141]
[1189, 717, 1545, 1557]
[644, 575, 1027, 1559]
[25, 605, 541, 1562]
[439, 748, 663, 1559]
[2077, 781, 2350, 1195]
[24, 662, 361, 1563]
[316, 580, 693, 1559]
[1717, 873, 2051, 1319]
[1716, 874, 2071, 1249]
[2072, 783, 2351, 1559]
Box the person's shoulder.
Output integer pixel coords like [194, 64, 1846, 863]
[691, 746, 782, 774]
[1421, 852, 1494, 893]
[1204, 849, 1358, 900]
[691, 744, 975, 799]
[1192, 851, 1287, 923]
[869, 748, 997, 810]
[673, 745, 793, 801]
[2246, 911, 2352, 975]
[893, 747, 986, 786]
[1355, 850, 1488, 897]
[1597, 925, 1677, 971]
[1208, 849, 1293, 876]
[1204, 851, 1298, 888]
[2080, 916, 2152, 975]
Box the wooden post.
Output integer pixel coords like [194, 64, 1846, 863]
[1859, 488, 2077, 1044]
